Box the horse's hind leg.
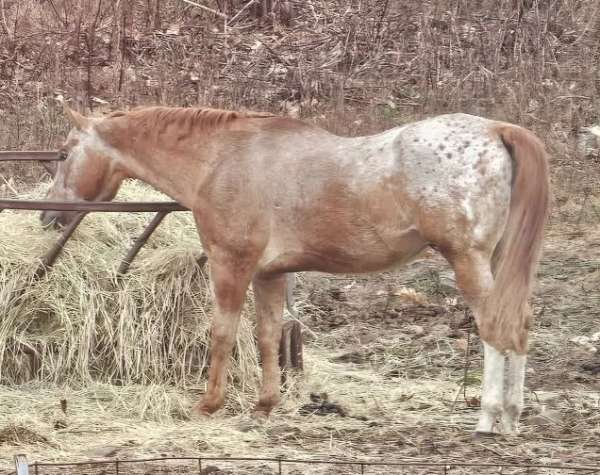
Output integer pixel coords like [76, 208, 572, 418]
[448, 250, 505, 434]
[502, 351, 526, 434]
[252, 273, 286, 416]
[477, 341, 505, 434]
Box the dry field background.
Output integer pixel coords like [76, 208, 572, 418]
[0, 0, 599, 473]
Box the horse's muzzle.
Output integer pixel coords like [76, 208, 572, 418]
[40, 210, 72, 229]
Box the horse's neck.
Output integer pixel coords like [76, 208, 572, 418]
[107, 129, 205, 207]
[126, 150, 197, 207]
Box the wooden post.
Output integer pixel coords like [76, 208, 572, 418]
[289, 320, 303, 370]
[279, 320, 303, 384]
[14, 454, 28, 475]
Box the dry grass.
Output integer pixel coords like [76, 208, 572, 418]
[0, 180, 260, 393]
[0, 308, 598, 472]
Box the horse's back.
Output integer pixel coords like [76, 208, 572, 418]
[203, 113, 515, 274]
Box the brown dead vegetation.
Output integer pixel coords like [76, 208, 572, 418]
[1, 0, 599, 472]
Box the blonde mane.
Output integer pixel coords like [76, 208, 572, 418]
[107, 106, 275, 134]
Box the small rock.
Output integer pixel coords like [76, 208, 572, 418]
[53, 419, 67, 429]
[406, 324, 425, 336]
[580, 362, 600, 375]
[196, 439, 209, 450]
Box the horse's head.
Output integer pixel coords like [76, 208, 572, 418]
[40, 105, 126, 228]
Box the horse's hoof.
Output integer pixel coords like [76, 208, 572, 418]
[194, 399, 223, 417]
[253, 395, 279, 419]
[253, 400, 279, 421]
[251, 409, 270, 422]
[252, 402, 275, 419]
[191, 406, 213, 419]
[188, 409, 207, 421]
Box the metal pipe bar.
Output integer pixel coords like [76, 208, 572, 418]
[41, 162, 57, 176]
[34, 212, 88, 279]
[0, 151, 61, 161]
[117, 211, 169, 275]
[30, 456, 600, 471]
[0, 200, 188, 212]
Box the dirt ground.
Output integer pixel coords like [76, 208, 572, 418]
[0, 215, 599, 474]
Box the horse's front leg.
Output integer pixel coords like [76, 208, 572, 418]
[252, 273, 286, 416]
[196, 252, 254, 415]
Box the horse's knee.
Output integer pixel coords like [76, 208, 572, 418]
[212, 276, 247, 313]
[210, 320, 237, 347]
[209, 250, 258, 310]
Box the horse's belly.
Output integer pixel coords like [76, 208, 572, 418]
[259, 225, 427, 274]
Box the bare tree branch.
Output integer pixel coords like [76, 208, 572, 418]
[181, 0, 228, 19]
[0, 0, 13, 39]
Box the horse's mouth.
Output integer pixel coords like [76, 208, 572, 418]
[40, 210, 66, 229]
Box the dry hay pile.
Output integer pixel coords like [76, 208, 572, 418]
[0, 180, 259, 395]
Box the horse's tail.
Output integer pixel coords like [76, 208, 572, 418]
[480, 125, 550, 354]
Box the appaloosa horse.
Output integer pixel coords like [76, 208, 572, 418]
[41, 104, 549, 434]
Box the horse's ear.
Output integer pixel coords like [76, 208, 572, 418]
[63, 103, 89, 130]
